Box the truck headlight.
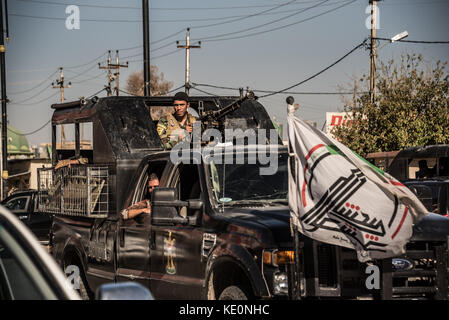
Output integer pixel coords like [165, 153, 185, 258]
[263, 250, 295, 267]
[273, 272, 289, 295]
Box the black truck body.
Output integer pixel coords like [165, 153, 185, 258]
[40, 96, 449, 300]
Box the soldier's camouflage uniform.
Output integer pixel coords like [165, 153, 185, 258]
[157, 112, 197, 149]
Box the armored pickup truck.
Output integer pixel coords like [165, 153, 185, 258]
[39, 95, 449, 300]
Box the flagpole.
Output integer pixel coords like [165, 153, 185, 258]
[287, 96, 302, 300]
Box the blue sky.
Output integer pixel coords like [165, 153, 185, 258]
[5, 0, 449, 145]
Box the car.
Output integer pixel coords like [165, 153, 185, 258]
[0, 204, 79, 300]
[1, 190, 53, 244]
[0, 204, 154, 300]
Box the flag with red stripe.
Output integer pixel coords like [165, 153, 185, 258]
[287, 115, 428, 262]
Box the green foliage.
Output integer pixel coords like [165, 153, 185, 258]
[332, 54, 449, 155]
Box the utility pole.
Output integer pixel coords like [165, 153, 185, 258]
[111, 50, 128, 96]
[98, 50, 128, 96]
[99, 51, 114, 96]
[0, 0, 7, 199]
[142, 0, 150, 96]
[177, 28, 201, 95]
[369, 0, 377, 104]
[52, 67, 71, 147]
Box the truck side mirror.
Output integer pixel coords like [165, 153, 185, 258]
[151, 188, 189, 226]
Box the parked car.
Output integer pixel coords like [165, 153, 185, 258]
[1, 190, 53, 244]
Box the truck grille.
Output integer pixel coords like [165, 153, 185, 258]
[389, 240, 449, 300]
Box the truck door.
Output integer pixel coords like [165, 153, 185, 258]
[150, 162, 206, 300]
[116, 159, 168, 289]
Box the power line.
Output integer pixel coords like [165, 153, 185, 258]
[8, 69, 58, 94]
[259, 39, 367, 98]
[190, 86, 221, 97]
[71, 72, 105, 84]
[128, 48, 183, 63]
[86, 87, 107, 99]
[15, 0, 346, 10]
[10, 84, 52, 103]
[64, 51, 108, 69]
[9, 91, 59, 106]
[192, 83, 360, 95]
[7, 119, 51, 136]
[193, 0, 331, 41]
[16, 0, 142, 9]
[167, 85, 186, 94]
[189, 0, 300, 30]
[374, 37, 449, 44]
[197, 0, 358, 43]
[9, 13, 142, 23]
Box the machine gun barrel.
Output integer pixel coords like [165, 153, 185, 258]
[200, 91, 255, 124]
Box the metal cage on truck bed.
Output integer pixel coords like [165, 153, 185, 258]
[37, 165, 109, 218]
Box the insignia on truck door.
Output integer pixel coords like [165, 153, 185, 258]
[164, 232, 176, 275]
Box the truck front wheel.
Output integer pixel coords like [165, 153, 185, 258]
[218, 285, 249, 300]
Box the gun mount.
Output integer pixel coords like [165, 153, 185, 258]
[199, 91, 256, 134]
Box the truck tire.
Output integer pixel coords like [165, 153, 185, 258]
[218, 285, 249, 300]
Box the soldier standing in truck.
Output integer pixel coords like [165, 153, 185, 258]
[157, 91, 197, 149]
[121, 173, 159, 220]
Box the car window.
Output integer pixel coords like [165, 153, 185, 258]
[0, 222, 57, 300]
[4, 197, 30, 213]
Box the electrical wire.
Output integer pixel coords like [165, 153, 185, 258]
[15, 0, 346, 10]
[189, 0, 299, 30]
[9, 91, 59, 105]
[193, 0, 331, 41]
[9, 13, 142, 23]
[167, 85, 186, 94]
[258, 39, 367, 98]
[86, 87, 107, 99]
[7, 119, 52, 136]
[374, 37, 449, 44]
[8, 120, 51, 136]
[127, 48, 183, 63]
[8, 69, 58, 94]
[197, 0, 357, 43]
[10, 85, 53, 104]
[64, 51, 108, 70]
[71, 72, 105, 84]
[190, 86, 221, 97]
[191, 82, 359, 95]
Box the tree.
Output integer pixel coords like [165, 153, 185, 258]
[332, 54, 449, 155]
[126, 65, 174, 96]
[126, 65, 175, 119]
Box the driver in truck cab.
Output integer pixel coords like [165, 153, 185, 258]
[121, 173, 159, 220]
[157, 91, 197, 149]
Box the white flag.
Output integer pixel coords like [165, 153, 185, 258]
[287, 114, 428, 262]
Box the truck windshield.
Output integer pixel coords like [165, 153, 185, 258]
[207, 153, 288, 206]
